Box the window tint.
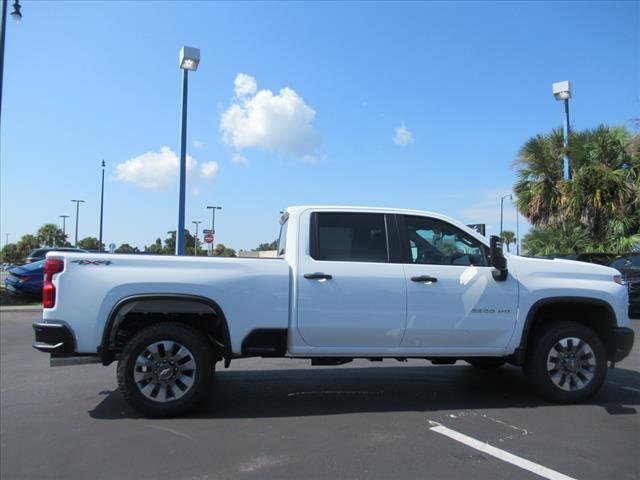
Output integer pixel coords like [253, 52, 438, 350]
[312, 213, 388, 263]
[403, 216, 488, 266]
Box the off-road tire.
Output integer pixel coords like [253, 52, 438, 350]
[117, 322, 214, 417]
[524, 320, 607, 403]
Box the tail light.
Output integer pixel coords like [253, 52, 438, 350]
[43, 259, 64, 308]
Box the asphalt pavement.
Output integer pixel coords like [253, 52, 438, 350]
[1, 311, 639, 480]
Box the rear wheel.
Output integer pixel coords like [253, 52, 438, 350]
[117, 322, 214, 417]
[524, 321, 606, 403]
[465, 358, 507, 370]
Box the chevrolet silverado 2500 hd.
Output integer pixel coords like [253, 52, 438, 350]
[33, 206, 634, 416]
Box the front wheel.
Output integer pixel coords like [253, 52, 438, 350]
[524, 321, 607, 403]
[117, 322, 214, 417]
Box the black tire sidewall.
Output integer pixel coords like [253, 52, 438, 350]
[117, 323, 214, 417]
[525, 321, 607, 403]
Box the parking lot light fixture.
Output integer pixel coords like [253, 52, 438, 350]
[552, 80, 572, 180]
[59, 215, 70, 243]
[176, 46, 200, 256]
[500, 194, 512, 238]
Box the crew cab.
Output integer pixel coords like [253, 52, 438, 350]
[33, 206, 634, 416]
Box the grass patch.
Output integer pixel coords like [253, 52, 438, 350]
[0, 286, 41, 307]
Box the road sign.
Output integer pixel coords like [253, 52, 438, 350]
[203, 229, 213, 234]
[204, 233, 214, 244]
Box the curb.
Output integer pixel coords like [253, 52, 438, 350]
[0, 305, 41, 312]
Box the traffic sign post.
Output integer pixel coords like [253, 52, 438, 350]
[204, 233, 214, 244]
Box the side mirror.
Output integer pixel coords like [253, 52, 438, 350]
[489, 235, 508, 281]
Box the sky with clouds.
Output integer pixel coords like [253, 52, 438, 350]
[1, 1, 638, 251]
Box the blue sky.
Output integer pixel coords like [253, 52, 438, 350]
[1, 1, 638, 251]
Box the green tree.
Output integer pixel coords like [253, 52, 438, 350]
[144, 238, 164, 255]
[162, 230, 197, 255]
[213, 243, 236, 257]
[255, 240, 278, 251]
[115, 243, 140, 254]
[36, 224, 68, 247]
[500, 230, 516, 252]
[77, 237, 103, 251]
[1, 243, 20, 263]
[515, 125, 640, 255]
[16, 234, 40, 260]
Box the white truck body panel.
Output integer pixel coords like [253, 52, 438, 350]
[42, 205, 629, 357]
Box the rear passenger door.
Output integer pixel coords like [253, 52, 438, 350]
[296, 212, 407, 348]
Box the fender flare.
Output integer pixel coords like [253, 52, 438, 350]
[512, 296, 617, 364]
[99, 293, 232, 366]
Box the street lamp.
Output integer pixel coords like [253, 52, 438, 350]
[207, 206, 222, 255]
[500, 194, 512, 238]
[99, 160, 106, 252]
[175, 46, 200, 256]
[553, 80, 572, 180]
[59, 215, 69, 244]
[71, 200, 85, 248]
[0, 0, 23, 129]
[191, 221, 201, 256]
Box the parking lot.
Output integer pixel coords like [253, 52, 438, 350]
[1, 310, 639, 480]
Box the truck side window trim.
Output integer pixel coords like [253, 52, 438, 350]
[397, 215, 489, 267]
[309, 212, 392, 263]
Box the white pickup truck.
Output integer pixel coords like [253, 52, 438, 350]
[33, 206, 634, 416]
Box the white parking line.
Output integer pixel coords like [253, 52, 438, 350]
[428, 421, 576, 480]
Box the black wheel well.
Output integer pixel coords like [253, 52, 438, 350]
[101, 295, 232, 366]
[520, 299, 617, 362]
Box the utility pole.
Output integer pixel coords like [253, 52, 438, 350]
[71, 200, 85, 248]
[59, 215, 69, 245]
[192, 221, 201, 256]
[99, 160, 105, 252]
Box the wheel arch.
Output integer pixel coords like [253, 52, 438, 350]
[100, 294, 232, 367]
[513, 297, 618, 365]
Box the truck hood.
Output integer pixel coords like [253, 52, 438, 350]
[507, 254, 621, 281]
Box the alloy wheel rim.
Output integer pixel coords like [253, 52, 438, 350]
[546, 336, 595, 391]
[134, 341, 196, 402]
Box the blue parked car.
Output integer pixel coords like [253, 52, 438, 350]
[4, 260, 45, 297]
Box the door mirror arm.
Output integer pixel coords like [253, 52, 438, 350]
[489, 235, 508, 281]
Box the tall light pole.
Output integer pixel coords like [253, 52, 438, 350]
[500, 194, 512, 237]
[192, 221, 201, 256]
[71, 200, 85, 247]
[553, 81, 572, 180]
[59, 215, 69, 244]
[0, 0, 22, 129]
[175, 46, 200, 256]
[207, 206, 222, 255]
[99, 160, 105, 252]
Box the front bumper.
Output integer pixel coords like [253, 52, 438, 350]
[612, 327, 634, 363]
[32, 322, 75, 354]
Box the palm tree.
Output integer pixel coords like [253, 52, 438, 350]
[500, 230, 516, 252]
[516, 125, 640, 254]
[36, 224, 67, 247]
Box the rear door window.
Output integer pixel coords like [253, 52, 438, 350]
[311, 213, 388, 263]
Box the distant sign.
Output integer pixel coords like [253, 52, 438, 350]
[204, 233, 214, 244]
[467, 224, 486, 236]
[108, 243, 116, 253]
[203, 229, 213, 234]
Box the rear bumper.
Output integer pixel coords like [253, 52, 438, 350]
[32, 322, 75, 354]
[612, 327, 634, 363]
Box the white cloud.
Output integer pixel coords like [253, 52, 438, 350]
[234, 73, 257, 97]
[393, 122, 414, 146]
[232, 153, 249, 166]
[200, 161, 219, 178]
[193, 139, 205, 149]
[115, 146, 218, 190]
[221, 74, 320, 160]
